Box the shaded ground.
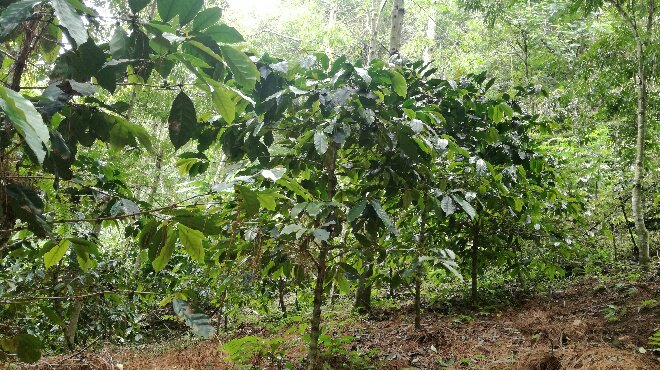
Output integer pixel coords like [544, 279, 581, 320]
[16, 278, 660, 369]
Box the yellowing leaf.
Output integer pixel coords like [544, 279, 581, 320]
[44, 239, 70, 269]
[178, 224, 205, 262]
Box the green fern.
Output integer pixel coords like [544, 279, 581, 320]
[172, 299, 215, 339]
[648, 330, 660, 351]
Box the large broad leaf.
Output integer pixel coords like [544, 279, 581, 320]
[313, 228, 330, 242]
[5, 183, 50, 237]
[178, 224, 204, 262]
[212, 84, 236, 124]
[440, 196, 455, 216]
[313, 131, 328, 155]
[452, 194, 476, 219]
[43, 239, 70, 269]
[51, 0, 88, 46]
[256, 191, 277, 211]
[176, 0, 202, 25]
[193, 7, 222, 31]
[152, 228, 176, 272]
[128, 0, 150, 13]
[204, 24, 243, 43]
[237, 185, 260, 217]
[391, 70, 407, 97]
[168, 91, 196, 149]
[370, 200, 398, 235]
[0, 85, 50, 163]
[109, 26, 130, 59]
[108, 116, 153, 152]
[109, 198, 141, 216]
[0, 0, 43, 41]
[219, 45, 259, 90]
[156, 0, 177, 21]
[347, 200, 367, 222]
[171, 210, 223, 235]
[70, 238, 98, 271]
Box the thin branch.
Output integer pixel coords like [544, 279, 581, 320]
[0, 290, 160, 304]
[51, 194, 213, 224]
[262, 28, 303, 42]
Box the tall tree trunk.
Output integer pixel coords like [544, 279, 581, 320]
[632, 37, 650, 268]
[368, 0, 388, 63]
[389, 0, 405, 56]
[422, 6, 436, 63]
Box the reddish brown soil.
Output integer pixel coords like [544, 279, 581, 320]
[16, 278, 660, 369]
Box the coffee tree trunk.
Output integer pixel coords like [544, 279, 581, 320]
[471, 220, 480, 305]
[64, 299, 83, 351]
[632, 37, 650, 268]
[278, 278, 287, 316]
[308, 143, 338, 369]
[354, 260, 373, 313]
[308, 246, 328, 370]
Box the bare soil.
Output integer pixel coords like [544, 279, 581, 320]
[17, 278, 660, 369]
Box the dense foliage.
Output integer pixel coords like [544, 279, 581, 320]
[0, 0, 656, 368]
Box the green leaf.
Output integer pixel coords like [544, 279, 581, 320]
[0, 85, 50, 163]
[72, 245, 96, 271]
[313, 228, 330, 242]
[177, 0, 202, 26]
[156, 0, 177, 21]
[108, 116, 153, 152]
[347, 201, 367, 222]
[313, 131, 328, 155]
[172, 210, 223, 235]
[391, 71, 407, 97]
[440, 196, 455, 216]
[212, 85, 236, 124]
[128, 0, 150, 14]
[488, 104, 504, 123]
[281, 224, 305, 236]
[370, 200, 398, 235]
[452, 194, 476, 219]
[219, 45, 259, 90]
[51, 0, 88, 46]
[109, 26, 130, 59]
[152, 228, 176, 271]
[484, 127, 499, 144]
[5, 183, 50, 237]
[193, 7, 222, 31]
[261, 168, 286, 181]
[0, 0, 43, 42]
[44, 239, 70, 269]
[256, 191, 277, 211]
[13, 334, 41, 363]
[178, 224, 205, 262]
[237, 185, 260, 217]
[204, 24, 243, 44]
[168, 91, 197, 149]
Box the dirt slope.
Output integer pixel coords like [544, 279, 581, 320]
[17, 278, 660, 369]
